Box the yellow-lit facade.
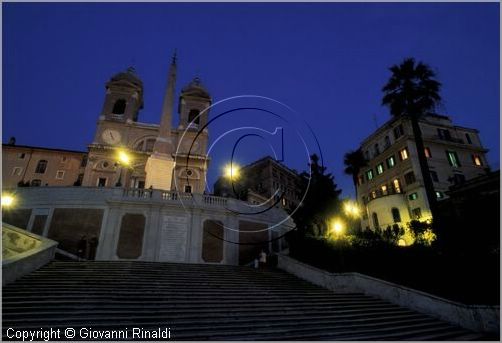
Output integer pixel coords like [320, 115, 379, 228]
[356, 114, 489, 231]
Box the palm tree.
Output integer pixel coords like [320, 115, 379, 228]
[382, 57, 441, 221]
[343, 149, 367, 198]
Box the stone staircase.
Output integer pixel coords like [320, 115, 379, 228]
[2, 261, 487, 340]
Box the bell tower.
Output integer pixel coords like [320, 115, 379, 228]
[171, 77, 212, 194]
[100, 67, 144, 123]
[178, 77, 211, 131]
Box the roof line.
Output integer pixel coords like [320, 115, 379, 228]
[2, 144, 86, 154]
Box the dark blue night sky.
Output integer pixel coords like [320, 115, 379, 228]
[3, 3, 499, 197]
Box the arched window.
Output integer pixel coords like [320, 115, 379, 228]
[391, 208, 401, 223]
[134, 140, 144, 151]
[112, 99, 127, 115]
[134, 138, 156, 152]
[35, 160, 48, 174]
[188, 109, 200, 125]
[372, 212, 379, 228]
[145, 139, 155, 152]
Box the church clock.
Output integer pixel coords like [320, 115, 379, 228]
[102, 129, 122, 145]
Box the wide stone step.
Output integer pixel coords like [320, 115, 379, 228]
[161, 320, 457, 340]
[5, 308, 422, 324]
[2, 261, 483, 341]
[3, 297, 383, 309]
[4, 308, 420, 331]
[3, 303, 405, 324]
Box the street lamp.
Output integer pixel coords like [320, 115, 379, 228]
[343, 200, 361, 218]
[329, 217, 346, 238]
[115, 149, 132, 187]
[2, 194, 15, 208]
[224, 163, 240, 181]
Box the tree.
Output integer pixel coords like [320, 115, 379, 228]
[382, 58, 441, 221]
[343, 148, 367, 198]
[292, 154, 342, 237]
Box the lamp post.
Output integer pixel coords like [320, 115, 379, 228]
[115, 150, 132, 187]
[224, 163, 240, 181]
[2, 194, 15, 209]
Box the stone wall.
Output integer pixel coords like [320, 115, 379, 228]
[3, 209, 32, 230]
[116, 214, 145, 259]
[238, 220, 269, 265]
[202, 220, 224, 263]
[3, 187, 294, 265]
[278, 254, 500, 334]
[48, 208, 104, 257]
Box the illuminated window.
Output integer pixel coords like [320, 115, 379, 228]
[386, 156, 396, 168]
[472, 155, 483, 166]
[393, 179, 401, 193]
[371, 191, 377, 199]
[282, 198, 287, 207]
[376, 163, 384, 175]
[366, 169, 374, 181]
[35, 160, 48, 174]
[381, 185, 388, 195]
[404, 171, 416, 185]
[446, 151, 461, 168]
[435, 191, 444, 199]
[424, 147, 432, 158]
[391, 208, 401, 223]
[399, 148, 409, 161]
[408, 193, 418, 201]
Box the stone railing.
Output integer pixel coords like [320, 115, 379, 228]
[6, 186, 288, 221]
[278, 254, 500, 334]
[121, 188, 229, 208]
[202, 194, 228, 206]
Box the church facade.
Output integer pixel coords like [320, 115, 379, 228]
[83, 55, 210, 194]
[2, 55, 293, 265]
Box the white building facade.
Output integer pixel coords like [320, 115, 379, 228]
[356, 114, 489, 231]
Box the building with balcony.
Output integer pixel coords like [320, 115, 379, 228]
[356, 113, 489, 231]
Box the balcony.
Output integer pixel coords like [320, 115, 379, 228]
[364, 187, 403, 204]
